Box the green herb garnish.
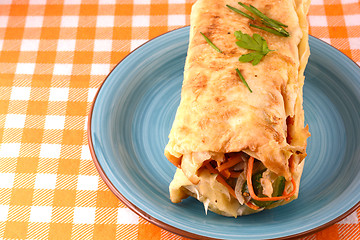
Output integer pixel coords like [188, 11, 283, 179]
[235, 30, 273, 65]
[236, 68, 252, 93]
[260, 20, 289, 37]
[226, 5, 254, 20]
[237, 2, 289, 37]
[249, 24, 287, 37]
[200, 32, 222, 53]
[246, 4, 288, 27]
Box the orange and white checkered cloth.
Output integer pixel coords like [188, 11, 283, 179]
[0, 0, 359, 239]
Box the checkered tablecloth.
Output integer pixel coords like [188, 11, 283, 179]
[0, 0, 359, 239]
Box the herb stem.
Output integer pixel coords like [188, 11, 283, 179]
[236, 68, 253, 93]
[262, 20, 289, 37]
[249, 5, 288, 27]
[237, 2, 254, 14]
[200, 32, 222, 53]
[226, 5, 254, 20]
[237, 2, 289, 37]
[249, 24, 287, 37]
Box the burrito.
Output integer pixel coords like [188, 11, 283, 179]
[165, 0, 310, 217]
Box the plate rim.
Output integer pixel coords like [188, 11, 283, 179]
[87, 26, 360, 240]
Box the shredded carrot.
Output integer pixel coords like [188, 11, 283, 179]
[217, 154, 243, 172]
[205, 162, 261, 211]
[220, 169, 231, 179]
[245, 201, 260, 210]
[205, 163, 237, 198]
[216, 175, 237, 198]
[229, 171, 241, 178]
[247, 157, 296, 201]
[205, 163, 218, 174]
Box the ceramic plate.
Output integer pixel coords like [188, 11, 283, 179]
[88, 26, 360, 240]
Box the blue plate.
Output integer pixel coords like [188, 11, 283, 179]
[88, 26, 360, 240]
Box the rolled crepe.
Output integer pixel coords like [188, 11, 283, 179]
[165, 0, 310, 217]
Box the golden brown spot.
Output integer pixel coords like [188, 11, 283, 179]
[228, 48, 238, 55]
[215, 96, 225, 103]
[199, 117, 210, 130]
[201, 16, 222, 38]
[263, 124, 283, 143]
[184, 73, 208, 97]
[220, 111, 231, 120]
[209, 61, 225, 70]
[179, 125, 190, 134]
[271, 52, 296, 67]
[220, 107, 239, 121]
[273, 131, 283, 143]
[265, 112, 281, 124]
[265, 4, 273, 10]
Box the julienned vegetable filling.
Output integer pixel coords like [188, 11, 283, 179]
[200, 152, 296, 210]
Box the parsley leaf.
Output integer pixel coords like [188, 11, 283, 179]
[239, 52, 263, 66]
[235, 30, 273, 65]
